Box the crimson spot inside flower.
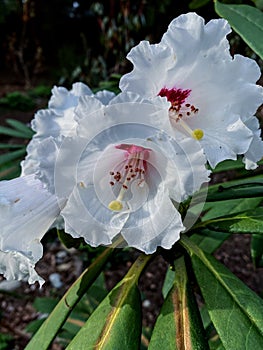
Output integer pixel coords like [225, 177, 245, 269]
[158, 87, 199, 122]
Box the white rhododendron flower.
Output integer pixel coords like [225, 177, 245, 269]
[0, 88, 209, 284]
[120, 12, 263, 168]
[54, 92, 210, 253]
[0, 175, 62, 286]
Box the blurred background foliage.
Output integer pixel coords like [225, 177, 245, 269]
[0, 0, 260, 90]
[0, 0, 262, 180]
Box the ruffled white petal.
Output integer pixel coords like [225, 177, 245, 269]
[119, 41, 175, 96]
[243, 116, 263, 170]
[0, 175, 62, 285]
[121, 188, 184, 254]
[60, 182, 128, 246]
[22, 83, 115, 182]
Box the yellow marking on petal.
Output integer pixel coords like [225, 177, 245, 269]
[108, 200, 123, 211]
[192, 129, 204, 140]
[79, 181, 86, 188]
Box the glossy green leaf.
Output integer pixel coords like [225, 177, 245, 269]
[0, 143, 24, 149]
[0, 148, 26, 165]
[66, 254, 151, 350]
[206, 184, 263, 202]
[251, 233, 263, 267]
[190, 229, 230, 254]
[5, 118, 34, 138]
[190, 198, 262, 253]
[181, 236, 263, 349]
[0, 125, 31, 138]
[25, 245, 116, 350]
[215, 1, 263, 59]
[149, 256, 208, 350]
[202, 198, 263, 221]
[195, 207, 263, 234]
[162, 267, 175, 299]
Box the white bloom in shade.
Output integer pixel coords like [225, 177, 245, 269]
[21, 82, 115, 180]
[120, 12, 263, 168]
[54, 92, 210, 253]
[0, 175, 62, 286]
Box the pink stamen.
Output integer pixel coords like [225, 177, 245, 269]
[109, 144, 150, 190]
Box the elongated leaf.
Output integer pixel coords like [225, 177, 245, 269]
[191, 229, 230, 254]
[66, 254, 151, 350]
[149, 256, 208, 350]
[190, 198, 262, 253]
[202, 198, 263, 221]
[0, 125, 31, 138]
[215, 1, 263, 59]
[195, 207, 263, 234]
[162, 267, 175, 299]
[5, 118, 34, 138]
[206, 184, 263, 202]
[0, 143, 24, 149]
[0, 148, 26, 165]
[180, 236, 263, 349]
[251, 233, 263, 267]
[25, 245, 116, 350]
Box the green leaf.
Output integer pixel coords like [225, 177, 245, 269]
[195, 207, 263, 234]
[57, 229, 85, 249]
[33, 297, 59, 314]
[211, 158, 263, 173]
[148, 256, 208, 350]
[66, 254, 151, 350]
[202, 198, 263, 221]
[215, 1, 263, 60]
[189, 0, 210, 9]
[24, 245, 117, 350]
[180, 236, 263, 349]
[0, 143, 24, 149]
[0, 333, 13, 350]
[0, 148, 26, 165]
[190, 229, 230, 254]
[162, 267, 175, 299]
[5, 118, 34, 138]
[0, 125, 31, 138]
[206, 183, 263, 202]
[251, 233, 263, 267]
[190, 198, 262, 253]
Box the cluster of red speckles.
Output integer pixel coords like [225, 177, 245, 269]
[159, 87, 191, 105]
[109, 162, 146, 189]
[109, 144, 148, 190]
[158, 87, 198, 122]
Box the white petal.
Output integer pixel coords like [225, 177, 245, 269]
[121, 188, 184, 254]
[22, 137, 60, 193]
[198, 117, 253, 168]
[0, 175, 62, 285]
[243, 117, 263, 170]
[162, 14, 231, 66]
[94, 90, 116, 104]
[61, 182, 128, 246]
[120, 41, 175, 96]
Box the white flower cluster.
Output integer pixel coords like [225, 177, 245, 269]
[0, 13, 262, 285]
